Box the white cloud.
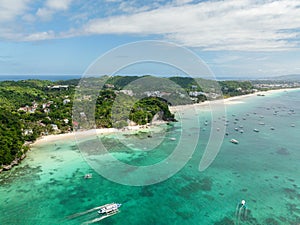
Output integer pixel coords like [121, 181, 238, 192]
[104, 0, 122, 2]
[1, 0, 300, 52]
[36, 8, 53, 21]
[75, 0, 300, 51]
[24, 30, 55, 41]
[22, 13, 36, 23]
[173, 0, 194, 6]
[46, 0, 72, 10]
[118, 1, 151, 14]
[36, 0, 73, 20]
[0, 0, 31, 21]
[0, 26, 25, 41]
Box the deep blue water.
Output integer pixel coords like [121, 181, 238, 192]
[0, 75, 81, 81]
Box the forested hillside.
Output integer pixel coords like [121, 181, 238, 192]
[0, 76, 255, 169]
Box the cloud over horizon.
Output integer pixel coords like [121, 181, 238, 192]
[0, 0, 299, 51]
[0, 0, 298, 51]
[79, 0, 300, 51]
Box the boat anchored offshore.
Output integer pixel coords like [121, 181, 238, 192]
[84, 174, 92, 179]
[98, 203, 122, 214]
[230, 139, 239, 144]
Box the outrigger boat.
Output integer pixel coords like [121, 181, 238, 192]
[98, 203, 122, 214]
[68, 202, 122, 224]
[230, 139, 239, 144]
[84, 174, 92, 179]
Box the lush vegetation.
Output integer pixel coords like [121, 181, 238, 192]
[0, 76, 256, 168]
[220, 80, 254, 97]
[129, 97, 175, 125]
[0, 110, 24, 165]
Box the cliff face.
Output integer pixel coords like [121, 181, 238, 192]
[152, 111, 164, 122]
[152, 110, 176, 123]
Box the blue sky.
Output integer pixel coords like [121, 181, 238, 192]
[0, 0, 300, 78]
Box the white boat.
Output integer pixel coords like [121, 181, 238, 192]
[230, 139, 239, 144]
[84, 174, 92, 179]
[253, 129, 259, 132]
[98, 203, 122, 214]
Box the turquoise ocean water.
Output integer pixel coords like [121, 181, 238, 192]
[1, 89, 300, 225]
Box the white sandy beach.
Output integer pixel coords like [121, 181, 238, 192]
[32, 87, 300, 146]
[31, 129, 116, 146]
[31, 124, 166, 146]
[169, 88, 300, 113]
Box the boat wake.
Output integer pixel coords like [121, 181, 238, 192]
[67, 203, 121, 224]
[67, 206, 104, 219]
[81, 211, 119, 224]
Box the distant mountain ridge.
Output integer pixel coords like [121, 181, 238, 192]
[263, 74, 300, 81]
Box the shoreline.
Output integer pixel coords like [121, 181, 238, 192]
[1, 124, 164, 172]
[30, 87, 300, 145]
[31, 121, 169, 146]
[1, 87, 300, 173]
[170, 87, 300, 112]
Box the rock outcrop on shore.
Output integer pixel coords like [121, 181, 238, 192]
[1, 154, 26, 173]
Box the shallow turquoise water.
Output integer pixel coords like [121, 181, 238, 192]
[1, 90, 300, 225]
